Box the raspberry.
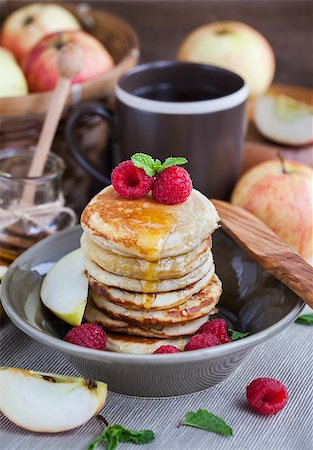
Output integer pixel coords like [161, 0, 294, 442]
[111, 160, 154, 198]
[153, 345, 180, 354]
[152, 166, 192, 205]
[184, 333, 220, 351]
[64, 324, 106, 350]
[197, 319, 230, 344]
[246, 378, 288, 415]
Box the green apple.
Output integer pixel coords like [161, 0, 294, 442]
[177, 21, 275, 98]
[0, 367, 107, 432]
[0, 47, 28, 97]
[40, 248, 88, 326]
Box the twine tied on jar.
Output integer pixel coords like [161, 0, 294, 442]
[0, 195, 77, 233]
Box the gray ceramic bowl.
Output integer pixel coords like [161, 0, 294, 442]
[1, 226, 303, 397]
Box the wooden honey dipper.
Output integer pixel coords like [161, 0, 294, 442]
[22, 44, 83, 204]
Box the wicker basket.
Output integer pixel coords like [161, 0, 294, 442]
[0, 3, 139, 211]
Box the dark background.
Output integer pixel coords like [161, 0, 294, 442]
[2, 0, 313, 89]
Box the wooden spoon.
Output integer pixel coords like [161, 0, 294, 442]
[22, 44, 83, 204]
[212, 199, 313, 309]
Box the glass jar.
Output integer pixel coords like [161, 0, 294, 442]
[0, 148, 76, 267]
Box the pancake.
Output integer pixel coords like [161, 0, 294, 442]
[89, 265, 215, 310]
[85, 300, 218, 338]
[106, 333, 188, 354]
[85, 251, 214, 293]
[81, 186, 219, 261]
[91, 274, 222, 326]
[81, 232, 212, 281]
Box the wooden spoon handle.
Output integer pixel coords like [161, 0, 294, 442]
[212, 199, 313, 308]
[22, 45, 83, 204]
[26, 78, 71, 178]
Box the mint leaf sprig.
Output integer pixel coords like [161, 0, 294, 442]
[295, 313, 313, 325]
[131, 153, 188, 177]
[182, 409, 233, 437]
[87, 423, 155, 450]
[228, 328, 250, 341]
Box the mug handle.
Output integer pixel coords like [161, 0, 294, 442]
[65, 101, 116, 185]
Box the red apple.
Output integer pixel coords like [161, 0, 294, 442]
[22, 30, 115, 92]
[177, 21, 275, 98]
[1, 3, 81, 63]
[231, 159, 313, 263]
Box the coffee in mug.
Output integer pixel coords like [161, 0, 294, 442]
[65, 61, 248, 199]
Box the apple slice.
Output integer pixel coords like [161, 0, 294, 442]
[0, 265, 7, 281]
[0, 367, 107, 432]
[254, 94, 313, 146]
[40, 248, 88, 326]
[0, 266, 8, 317]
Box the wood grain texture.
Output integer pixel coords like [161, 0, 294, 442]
[212, 199, 313, 308]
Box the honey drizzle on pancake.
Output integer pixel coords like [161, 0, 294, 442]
[83, 188, 183, 309]
[81, 187, 178, 262]
[142, 293, 156, 309]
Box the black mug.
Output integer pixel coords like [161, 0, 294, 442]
[65, 61, 248, 199]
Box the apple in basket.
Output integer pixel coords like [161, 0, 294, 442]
[22, 29, 115, 92]
[1, 3, 81, 63]
[231, 158, 313, 263]
[0, 47, 28, 97]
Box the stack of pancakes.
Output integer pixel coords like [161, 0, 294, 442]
[81, 186, 222, 354]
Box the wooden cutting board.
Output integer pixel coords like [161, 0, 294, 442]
[243, 83, 313, 173]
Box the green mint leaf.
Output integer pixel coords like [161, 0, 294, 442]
[87, 425, 122, 450]
[131, 153, 188, 176]
[158, 157, 188, 173]
[153, 159, 162, 173]
[87, 424, 155, 450]
[119, 428, 155, 445]
[182, 409, 233, 437]
[131, 153, 156, 177]
[87, 427, 110, 450]
[295, 313, 313, 325]
[107, 426, 124, 450]
[228, 329, 250, 341]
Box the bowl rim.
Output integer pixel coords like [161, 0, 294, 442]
[1, 226, 304, 365]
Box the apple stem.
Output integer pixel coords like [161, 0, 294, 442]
[277, 151, 287, 174]
[97, 415, 109, 426]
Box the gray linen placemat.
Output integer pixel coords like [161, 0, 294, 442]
[1, 309, 312, 450]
